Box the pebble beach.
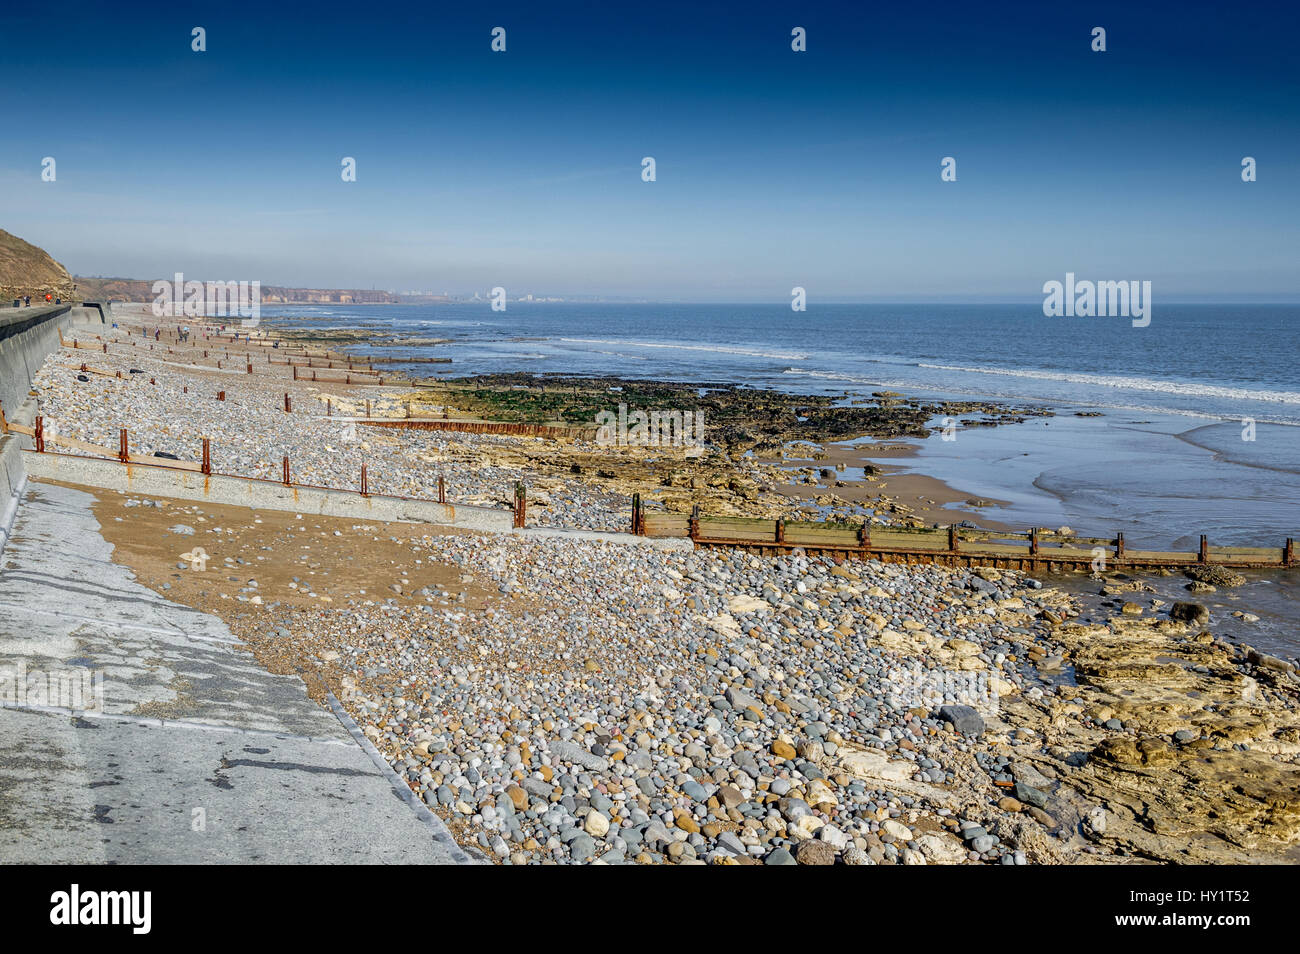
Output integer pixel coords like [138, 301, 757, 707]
[26, 308, 1300, 865]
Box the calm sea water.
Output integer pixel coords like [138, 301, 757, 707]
[264, 301, 1300, 424]
[264, 301, 1300, 654]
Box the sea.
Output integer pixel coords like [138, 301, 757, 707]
[261, 301, 1300, 657]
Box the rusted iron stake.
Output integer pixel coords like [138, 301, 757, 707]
[438, 475, 446, 504]
[1029, 527, 1039, 555]
[689, 504, 700, 541]
[119, 429, 129, 463]
[282, 456, 291, 486]
[360, 463, 368, 496]
[201, 438, 211, 475]
[1116, 532, 1125, 560]
[1199, 534, 1209, 563]
[1286, 538, 1294, 567]
[948, 526, 958, 552]
[513, 482, 527, 528]
[284, 393, 291, 413]
[35, 416, 44, 452]
[775, 518, 785, 544]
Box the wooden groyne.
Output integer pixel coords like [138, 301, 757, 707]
[4, 413, 530, 531]
[630, 499, 1296, 571]
[56, 329, 386, 381]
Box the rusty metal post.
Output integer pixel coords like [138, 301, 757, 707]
[326, 399, 331, 417]
[292, 364, 298, 381]
[0, 400, 7, 433]
[284, 392, 291, 413]
[689, 504, 700, 541]
[312, 370, 317, 382]
[247, 363, 253, 374]
[119, 429, 129, 463]
[201, 438, 211, 475]
[631, 493, 641, 534]
[1199, 534, 1208, 563]
[775, 517, 785, 545]
[513, 482, 527, 528]
[346, 374, 352, 385]
[438, 475, 446, 504]
[217, 391, 226, 401]
[858, 523, 871, 554]
[34, 416, 44, 452]
[1029, 527, 1039, 555]
[282, 456, 291, 486]
[102, 343, 107, 353]
[1116, 532, 1125, 561]
[366, 399, 371, 418]
[1286, 538, 1294, 567]
[360, 463, 368, 496]
[948, 526, 958, 552]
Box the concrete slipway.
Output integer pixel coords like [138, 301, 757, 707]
[0, 481, 475, 864]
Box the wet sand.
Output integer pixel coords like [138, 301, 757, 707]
[775, 438, 1019, 531]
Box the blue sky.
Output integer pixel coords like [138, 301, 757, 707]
[1, 0, 1297, 300]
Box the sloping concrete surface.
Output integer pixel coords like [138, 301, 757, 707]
[0, 482, 474, 864]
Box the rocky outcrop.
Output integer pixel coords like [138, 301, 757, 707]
[1010, 615, 1300, 863]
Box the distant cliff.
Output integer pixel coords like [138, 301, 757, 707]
[74, 276, 402, 304]
[0, 229, 77, 302]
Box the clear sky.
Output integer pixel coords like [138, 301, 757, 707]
[1, 0, 1297, 300]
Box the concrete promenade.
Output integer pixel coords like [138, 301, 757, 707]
[0, 481, 475, 864]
